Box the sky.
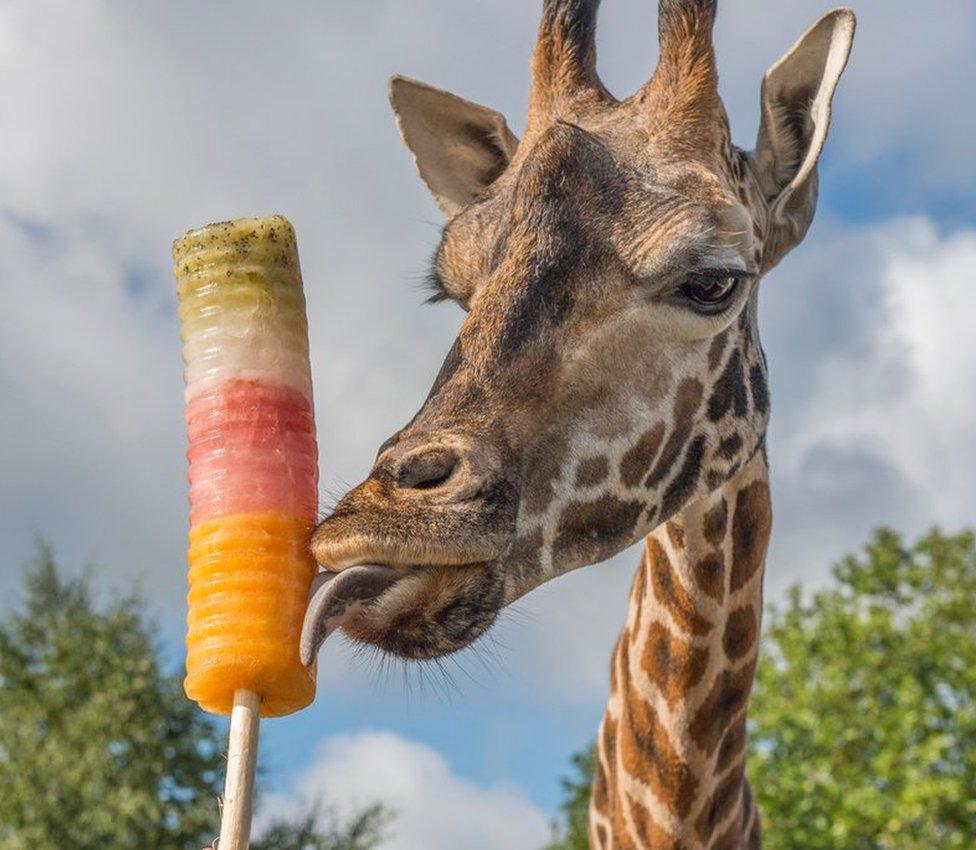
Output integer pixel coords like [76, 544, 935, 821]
[1, 1, 974, 847]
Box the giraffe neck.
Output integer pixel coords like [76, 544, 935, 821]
[591, 450, 771, 850]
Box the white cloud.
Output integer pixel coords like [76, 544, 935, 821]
[1, 0, 973, 232]
[255, 731, 551, 850]
[786, 219, 976, 519]
[762, 218, 976, 595]
[0, 212, 188, 614]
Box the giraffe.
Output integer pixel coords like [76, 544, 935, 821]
[301, 2, 855, 847]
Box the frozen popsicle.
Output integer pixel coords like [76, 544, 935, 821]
[174, 215, 318, 720]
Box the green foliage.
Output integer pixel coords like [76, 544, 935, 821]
[750, 527, 976, 849]
[0, 544, 223, 849]
[544, 528, 976, 849]
[543, 747, 595, 850]
[253, 803, 392, 850]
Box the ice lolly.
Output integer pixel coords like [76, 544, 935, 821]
[174, 215, 318, 720]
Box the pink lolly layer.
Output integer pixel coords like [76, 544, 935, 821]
[186, 378, 318, 525]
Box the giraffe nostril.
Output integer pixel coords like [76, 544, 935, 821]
[395, 447, 460, 492]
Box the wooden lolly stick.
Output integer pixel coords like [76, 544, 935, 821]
[218, 690, 261, 849]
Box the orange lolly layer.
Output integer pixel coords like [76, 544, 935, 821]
[185, 512, 317, 717]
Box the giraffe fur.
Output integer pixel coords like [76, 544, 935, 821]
[304, 3, 855, 847]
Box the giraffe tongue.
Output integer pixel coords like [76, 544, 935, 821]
[299, 566, 400, 665]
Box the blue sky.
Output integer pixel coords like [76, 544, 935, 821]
[1, 2, 975, 847]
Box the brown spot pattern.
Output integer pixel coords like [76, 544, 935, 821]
[708, 329, 729, 371]
[689, 659, 757, 757]
[666, 519, 685, 549]
[646, 379, 703, 489]
[718, 433, 743, 460]
[716, 713, 748, 775]
[522, 435, 569, 515]
[723, 605, 757, 661]
[642, 621, 709, 707]
[628, 792, 683, 850]
[708, 353, 748, 422]
[553, 494, 643, 565]
[591, 469, 769, 849]
[647, 537, 713, 636]
[695, 767, 744, 843]
[706, 469, 727, 491]
[703, 498, 728, 546]
[658, 434, 706, 520]
[748, 806, 762, 849]
[619, 682, 699, 820]
[693, 551, 726, 602]
[601, 713, 618, 791]
[713, 817, 746, 850]
[750, 364, 769, 414]
[609, 630, 626, 696]
[742, 780, 755, 827]
[610, 798, 641, 850]
[730, 481, 772, 592]
[630, 553, 648, 634]
[576, 455, 610, 488]
[593, 823, 608, 850]
[592, 747, 610, 815]
[620, 422, 666, 488]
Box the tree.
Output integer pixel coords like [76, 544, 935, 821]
[543, 748, 594, 850]
[544, 527, 976, 849]
[253, 803, 392, 850]
[0, 544, 223, 849]
[750, 527, 976, 849]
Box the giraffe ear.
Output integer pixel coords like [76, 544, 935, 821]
[389, 76, 520, 217]
[753, 9, 856, 270]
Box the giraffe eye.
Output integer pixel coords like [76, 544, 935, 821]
[679, 272, 745, 311]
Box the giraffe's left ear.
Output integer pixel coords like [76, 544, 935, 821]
[753, 9, 856, 270]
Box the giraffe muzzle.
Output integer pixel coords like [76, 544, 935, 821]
[300, 565, 401, 664]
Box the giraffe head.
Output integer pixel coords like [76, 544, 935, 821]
[302, 0, 854, 662]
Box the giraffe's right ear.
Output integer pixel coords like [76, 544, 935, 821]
[753, 9, 856, 270]
[389, 76, 519, 217]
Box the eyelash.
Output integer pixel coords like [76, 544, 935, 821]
[424, 260, 453, 304]
[678, 269, 752, 313]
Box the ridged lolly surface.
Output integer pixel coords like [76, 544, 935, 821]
[185, 379, 317, 525]
[177, 219, 313, 398]
[174, 216, 318, 718]
[185, 514, 317, 717]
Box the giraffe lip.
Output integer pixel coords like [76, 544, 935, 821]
[312, 533, 499, 572]
[300, 565, 402, 665]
